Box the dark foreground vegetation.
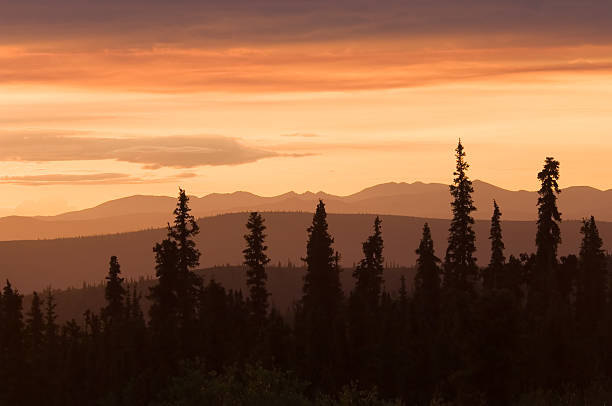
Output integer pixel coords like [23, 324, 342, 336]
[1, 141, 611, 405]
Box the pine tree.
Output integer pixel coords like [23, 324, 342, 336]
[528, 157, 562, 316]
[576, 216, 607, 332]
[414, 223, 442, 327]
[348, 216, 384, 387]
[149, 188, 202, 361]
[243, 212, 271, 326]
[39, 289, 61, 403]
[352, 216, 384, 310]
[101, 255, 126, 327]
[148, 238, 181, 367]
[169, 188, 201, 333]
[24, 291, 47, 406]
[296, 200, 345, 390]
[526, 158, 573, 388]
[412, 223, 442, 400]
[484, 200, 505, 289]
[0, 280, 25, 403]
[444, 139, 478, 291]
[100, 256, 129, 396]
[170, 188, 201, 274]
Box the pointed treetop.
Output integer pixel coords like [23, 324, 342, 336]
[445, 140, 477, 291]
[489, 200, 505, 266]
[535, 157, 562, 265]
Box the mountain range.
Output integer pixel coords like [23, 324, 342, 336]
[1, 179, 611, 241]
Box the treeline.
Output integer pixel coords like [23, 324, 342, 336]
[1, 141, 611, 405]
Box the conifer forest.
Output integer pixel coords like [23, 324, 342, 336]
[2, 141, 612, 405]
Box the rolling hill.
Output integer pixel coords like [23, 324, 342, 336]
[2, 211, 610, 294]
[0, 180, 609, 241]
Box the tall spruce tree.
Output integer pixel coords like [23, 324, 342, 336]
[100, 256, 129, 397]
[527, 158, 572, 389]
[24, 291, 46, 406]
[41, 289, 60, 401]
[529, 157, 562, 316]
[170, 188, 201, 274]
[296, 200, 345, 390]
[243, 212, 271, 325]
[484, 200, 505, 289]
[348, 216, 384, 387]
[149, 188, 201, 361]
[0, 280, 25, 403]
[412, 223, 442, 401]
[149, 238, 181, 366]
[444, 140, 478, 291]
[101, 255, 126, 327]
[169, 188, 201, 330]
[352, 216, 384, 310]
[576, 216, 607, 332]
[414, 222, 442, 326]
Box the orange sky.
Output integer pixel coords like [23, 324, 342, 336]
[1, 1, 611, 215]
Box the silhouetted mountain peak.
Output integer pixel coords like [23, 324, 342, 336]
[2, 180, 612, 241]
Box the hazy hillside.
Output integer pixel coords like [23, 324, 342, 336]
[24, 266, 417, 323]
[1, 180, 610, 241]
[2, 212, 610, 294]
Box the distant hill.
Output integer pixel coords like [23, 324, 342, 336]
[24, 266, 417, 323]
[2, 212, 610, 294]
[0, 180, 610, 241]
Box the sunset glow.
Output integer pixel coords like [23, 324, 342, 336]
[1, 0, 612, 215]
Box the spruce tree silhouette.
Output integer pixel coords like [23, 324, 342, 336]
[149, 237, 181, 371]
[100, 255, 131, 399]
[439, 141, 480, 401]
[527, 157, 573, 388]
[101, 255, 126, 327]
[0, 280, 24, 404]
[243, 212, 271, 328]
[574, 216, 608, 381]
[484, 200, 505, 289]
[576, 216, 607, 332]
[169, 188, 201, 348]
[444, 139, 478, 291]
[40, 288, 63, 403]
[296, 199, 345, 391]
[25, 291, 46, 404]
[149, 188, 202, 366]
[414, 223, 442, 329]
[349, 216, 384, 387]
[412, 222, 442, 402]
[352, 216, 384, 310]
[528, 157, 561, 318]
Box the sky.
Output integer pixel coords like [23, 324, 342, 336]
[1, 0, 612, 215]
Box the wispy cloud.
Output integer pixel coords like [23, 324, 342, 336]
[2, 44, 612, 92]
[281, 133, 322, 138]
[0, 133, 282, 168]
[0, 172, 198, 186]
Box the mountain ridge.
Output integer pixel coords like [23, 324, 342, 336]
[1, 179, 610, 241]
[1, 211, 610, 294]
